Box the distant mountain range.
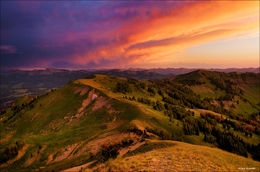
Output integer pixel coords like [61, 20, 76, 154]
[141, 67, 260, 75]
[0, 67, 259, 108]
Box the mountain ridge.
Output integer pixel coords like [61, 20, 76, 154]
[0, 70, 259, 171]
[1, 68, 259, 108]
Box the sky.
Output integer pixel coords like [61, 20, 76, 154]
[0, 0, 259, 70]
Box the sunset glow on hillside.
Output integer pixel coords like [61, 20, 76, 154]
[0, 1, 259, 69]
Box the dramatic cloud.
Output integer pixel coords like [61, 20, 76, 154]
[0, 1, 259, 69]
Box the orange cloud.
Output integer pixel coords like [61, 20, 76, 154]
[68, 1, 259, 68]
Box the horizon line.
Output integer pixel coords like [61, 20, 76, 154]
[1, 66, 259, 71]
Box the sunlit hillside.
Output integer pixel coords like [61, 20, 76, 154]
[0, 71, 259, 171]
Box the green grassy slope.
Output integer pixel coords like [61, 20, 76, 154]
[0, 75, 182, 171]
[174, 70, 260, 115]
[0, 72, 259, 171]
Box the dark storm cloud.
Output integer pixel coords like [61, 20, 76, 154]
[0, 0, 179, 68]
[0, 1, 106, 68]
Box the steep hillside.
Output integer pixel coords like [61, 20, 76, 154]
[0, 72, 259, 171]
[173, 70, 260, 116]
[0, 75, 180, 171]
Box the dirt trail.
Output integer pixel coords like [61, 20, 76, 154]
[75, 132, 138, 156]
[62, 160, 96, 172]
[53, 144, 78, 162]
[0, 132, 14, 143]
[119, 141, 146, 157]
[0, 144, 29, 168]
[24, 145, 47, 167]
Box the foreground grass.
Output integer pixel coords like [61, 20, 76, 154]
[90, 140, 260, 172]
